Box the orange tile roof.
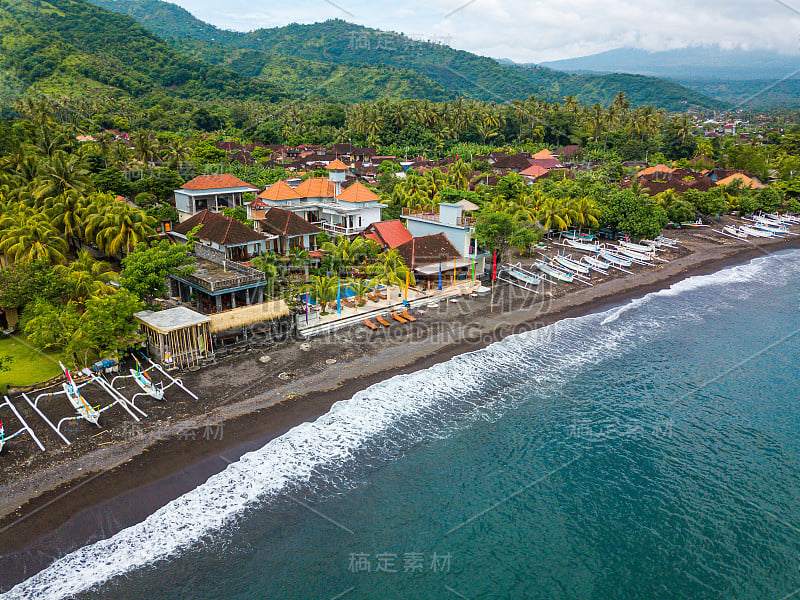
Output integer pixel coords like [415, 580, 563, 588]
[336, 181, 379, 203]
[294, 177, 336, 198]
[636, 165, 675, 178]
[363, 220, 412, 249]
[715, 173, 765, 189]
[181, 174, 257, 191]
[326, 159, 349, 170]
[257, 179, 302, 201]
[519, 165, 550, 178]
[532, 149, 556, 159]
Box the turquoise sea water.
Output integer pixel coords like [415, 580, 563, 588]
[5, 250, 800, 600]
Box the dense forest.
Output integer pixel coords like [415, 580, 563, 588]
[87, 0, 721, 110]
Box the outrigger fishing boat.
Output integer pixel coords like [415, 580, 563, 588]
[554, 254, 591, 275]
[130, 357, 164, 400]
[59, 362, 100, 426]
[581, 255, 611, 273]
[619, 240, 657, 254]
[741, 224, 776, 238]
[0, 396, 46, 453]
[497, 263, 541, 293]
[714, 225, 749, 240]
[599, 249, 633, 267]
[614, 245, 653, 262]
[563, 238, 601, 252]
[536, 261, 574, 283]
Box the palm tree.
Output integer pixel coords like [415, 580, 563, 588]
[0, 216, 68, 264]
[35, 150, 91, 199]
[45, 190, 87, 245]
[568, 197, 601, 229]
[307, 274, 338, 313]
[366, 249, 415, 287]
[538, 197, 571, 232]
[133, 130, 159, 165]
[85, 202, 157, 257]
[54, 250, 117, 302]
[346, 278, 374, 308]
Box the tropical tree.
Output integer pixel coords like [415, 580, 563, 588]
[366, 248, 415, 287]
[84, 200, 157, 257]
[0, 216, 68, 264]
[54, 250, 117, 302]
[307, 274, 339, 313]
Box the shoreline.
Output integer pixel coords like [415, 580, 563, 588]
[2, 232, 799, 591]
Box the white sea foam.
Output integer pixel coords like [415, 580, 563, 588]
[4, 249, 798, 600]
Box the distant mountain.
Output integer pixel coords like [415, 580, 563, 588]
[0, 0, 285, 102]
[86, 0, 722, 110]
[540, 47, 800, 81]
[539, 47, 800, 107]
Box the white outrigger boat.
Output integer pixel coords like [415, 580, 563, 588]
[60, 363, 101, 425]
[741, 224, 778, 238]
[615, 245, 654, 263]
[655, 235, 680, 248]
[554, 254, 591, 275]
[497, 263, 541, 293]
[111, 356, 164, 401]
[562, 238, 601, 253]
[581, 255, 609, 272]
[714, 225, 749, 240]
[536, 261, 574, 283]
[0, 396, 46, 453]
[619, 240, 657, 254]
[599, 249, 633, 267]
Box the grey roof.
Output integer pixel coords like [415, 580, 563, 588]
[135, 307, 211, 334]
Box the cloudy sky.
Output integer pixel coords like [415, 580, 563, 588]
[169, 0, 800, 62]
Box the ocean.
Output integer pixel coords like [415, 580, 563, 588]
[4, 249, 800, 600]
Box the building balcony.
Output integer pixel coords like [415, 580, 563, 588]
[180, 258, 266, 294]
[402, 207, 476, 228]
[319, 222, 367, 236]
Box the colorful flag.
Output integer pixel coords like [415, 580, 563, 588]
[492, 251, 497, 281]
[438, 261, 442, 291]
[305, 295, 309, 325]
[336, 281, 341, 314]
[404, 270, 409, 306]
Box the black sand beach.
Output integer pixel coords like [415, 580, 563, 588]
[2, 224, 799, 591]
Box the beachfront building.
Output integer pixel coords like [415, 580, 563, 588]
[402, 202, 488, 274]
[395, 233, 474, 284]
[168, 210, 273, 313]
[252, 162, 385, 237]
[174, 174, 261, 222]
[134, 307, 213, 370]
[172, 210, 275, 262]
[250, 205, 323, 254]
[362, 220, 413, 250]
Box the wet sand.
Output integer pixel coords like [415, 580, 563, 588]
[1, 224, 798, 591]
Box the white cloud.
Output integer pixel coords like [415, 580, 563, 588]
[170, 0, 800, 61]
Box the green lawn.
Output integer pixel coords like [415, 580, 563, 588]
[0, 336, 63, 392]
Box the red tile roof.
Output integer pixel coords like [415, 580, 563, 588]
[396, 233, 462, 269]
[180, 174, 257, 191]
[362, 220, 412, 249]
[173, 210, 268, 246]
[519, 165, 550, 178]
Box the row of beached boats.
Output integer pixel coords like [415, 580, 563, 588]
[714, 213, 800, 240]
[1, 355, 198, 453]
[498, 234, 679, 292]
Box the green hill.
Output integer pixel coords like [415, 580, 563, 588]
[86, 0, 722, 110]
[0, 0, 285, 102]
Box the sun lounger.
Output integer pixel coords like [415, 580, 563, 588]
[363, 318, 379, 330]
[377, 291, 388, 300]
[391, 312, 407, 324]
[342, 298, 356, 308]
[376, 315, 391, 327]
[401, 310, 417, 322]
[367, 293, 380, 302]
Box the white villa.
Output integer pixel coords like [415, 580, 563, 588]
[174, 174, 261, 222]
[250, 160, 384, 237]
